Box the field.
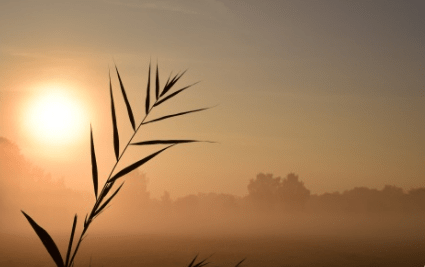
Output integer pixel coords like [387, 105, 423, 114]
[1, 231, 424, 267]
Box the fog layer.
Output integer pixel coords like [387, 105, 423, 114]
[1, 137, 424, 240]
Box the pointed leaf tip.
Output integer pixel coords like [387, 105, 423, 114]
[188, 254, 198, 267]
[160, 69, 188, 97]
[155, 63, 160, 100]
[131, 139, 203, 146]
[143, 107, 210, 125]
[21, 211, 64, 267]
[90, 126, 98, 199]
[109, 145, 175, 182]
[145, 62, 151, 115]
[110, 77, 120, 160]
[65, 215, 78, 267]
[154, 82, 200, 107]
[115, 65, 136, 131]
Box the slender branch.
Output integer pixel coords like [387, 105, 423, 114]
[67, 96, 161, 267]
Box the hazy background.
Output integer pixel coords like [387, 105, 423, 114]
[0, 0, 424, 266]
[1, 137, 424, 266]
[1, 0, 424, 198]
[1, 137, 424, 237]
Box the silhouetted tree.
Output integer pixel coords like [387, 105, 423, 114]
[342, 187, 387, 213]
[381, 185, 405, 213]
[246, 172, 310, 211]
[408, 187, 425, 212]
[247, 173, 281, 209]
[277, 173, 310, 211]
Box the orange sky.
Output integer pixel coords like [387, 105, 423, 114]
[0, 0, 424, 198]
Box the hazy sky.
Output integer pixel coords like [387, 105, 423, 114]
[0, 0, 424, 198]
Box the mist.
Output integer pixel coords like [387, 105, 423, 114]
[2, 136, 424, 237]
[1, 137, 424, 266]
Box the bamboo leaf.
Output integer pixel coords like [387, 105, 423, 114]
[90, 125, 98, 199]
[161, 71, 179, 97]
[160, 69, 187, 97]
[194, 259, 209, 267]
[163, 71, 172, 91]
[188, 254, 210, 267]
[109, 145, 175, 182]
[21, 211, 64, 267]
[115, 65, 136, 131]
[145, 62, 151, 115]
[234, 258, 246, 267]
[65, 215, 78, 267]
[143, 107, 210, 125]
[94, 182, 124, 217]
[154, 82, 200, 107]
[188, 254, 198, 267]
[110, 71, 120, 160]
[155, 63, 160, 100]
[84, 214, 89, 228]
[131, 140, 202, 146]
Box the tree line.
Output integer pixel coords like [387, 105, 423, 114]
[1, 136, 425, 223]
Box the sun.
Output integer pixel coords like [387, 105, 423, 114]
[25, 87, 86, 146]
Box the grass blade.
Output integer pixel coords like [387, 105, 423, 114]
[155, 63, 160, 100]
[65, 215, 78, 267]
[94, 182, 124, 217]
[234, 258, 246, 267]
[187, 254, 210, 267]
[145, 62, 151, 115]
[90, 125, 98, 199]
[188, 254, 198, 267]
[21, 211, 64, 267]
[194, 259, 209, 267]
[164, 71, 172, 90]
[131, 140, 202, 146]
[154, 82, 200, 107]
[160, 69, 187, 97]
[115, 65, 136, 131]
[109, 145, 175, 182]
[110, 71, 120, 160]
[84, 214, 89, 228]
[143, 107, 210, 125]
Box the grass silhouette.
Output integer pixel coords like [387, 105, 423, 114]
[20, 62, 235, 267]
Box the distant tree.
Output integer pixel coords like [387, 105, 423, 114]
[246, 172, 310, 211]
[381, 185, 405, 213]
[408, 187, 425, 212]
[277, 173, 310, 211]
[342, 187, 385, 213]
[247, 173, 281, 209]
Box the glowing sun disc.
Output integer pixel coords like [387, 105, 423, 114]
[27, 90, 85, 145]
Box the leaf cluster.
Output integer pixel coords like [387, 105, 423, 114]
[22, 62, 212, 267]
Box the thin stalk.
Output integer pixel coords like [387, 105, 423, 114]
[67, 99, 160, 267]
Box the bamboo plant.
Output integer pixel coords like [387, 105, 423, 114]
[21, 62, 212, 267]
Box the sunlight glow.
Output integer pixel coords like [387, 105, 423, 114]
[26, 87, 86, 146]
